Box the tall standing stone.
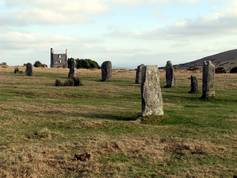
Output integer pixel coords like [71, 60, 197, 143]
[135, 64, 145, 84]
[165, 61, 175, 88]
[101, 61, 112, 81]
[68, 58, 76, 79]
[202, 61, 215, 99]
[25, 63, 33, 76]
[141, 65, 164, 117]
[189, 75, 198, 93]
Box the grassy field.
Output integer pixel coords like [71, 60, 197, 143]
[0, 67, 236, 178]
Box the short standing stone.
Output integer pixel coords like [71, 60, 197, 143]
[141, 65, 164, 117]
[25, 63, 33, 76]
[14, 67, 19, 74]
[135, 64, 145, 84]
[68, 58, 76, 79]
[101, 61, 112, 81]
[189, 75, 198, 93]
[73, 77, 81, 86]
[165, 61, 175, 88]
[55, 79, 63, 86]
[202, 61, 215, 99]
[64, 79, 74, 86]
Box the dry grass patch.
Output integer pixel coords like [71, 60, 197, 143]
[26, 128, 63, 140]
[0, 135, 164, 177]
[0, 68, 237, 177]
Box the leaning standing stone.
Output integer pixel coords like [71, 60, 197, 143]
[165, 61, 175, 88]
[135, 64, 145, 84]
[189, 75, 198, 93]
[101, 61, 112, 81]
[25, 63, 33, 76]
[202, 61, 215, 99]
[141, 65, 164, 117]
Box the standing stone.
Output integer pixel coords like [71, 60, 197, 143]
[101, 61, 112, 81]
[135, 64, 145, 84]
[165, 61, 175, 88]
[25, 63, 33, 76]
[202, 61, 215, 99]
[68, 58, 76, 79]
[189, 75, 198, 93]
[141, 65, 164, 117]
[14, 67, 19, 74]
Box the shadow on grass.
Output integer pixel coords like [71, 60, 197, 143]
[79, 112, 139, 121]
[164, 95, 201, 103]
[164, 93, 237, 104]
[14, 107, 140, 122]
[97, 79, 135, 86]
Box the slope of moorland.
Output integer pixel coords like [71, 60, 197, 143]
[0, 67, 236, 177]
[176, 49, 237, 72]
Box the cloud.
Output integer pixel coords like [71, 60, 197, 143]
[0, 0, 237, 67]
[108, 0, 237, 40]
[0, 0, 202, 26]
[101, 0, 237, 66]
[165, 0, 237, 38]
[0, 30, 107, 65]
[111, 0, 199, 6]
[1, 0, 108, 26]
[145, 16, 237, 40]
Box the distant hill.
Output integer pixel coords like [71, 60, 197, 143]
[175, 49, 237, 72]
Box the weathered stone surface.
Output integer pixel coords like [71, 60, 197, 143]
[141, 65, 164, 117]
[55, 79, 63, 86]
[165, 61, 175, 88]
[72, 77, 81, 86]
[55, 77, 81, 87]
[25, 63, 33, 76]
[68, 58, 76, 79]
[135, 64, 145, 84]
[202, 61, 215, 99]
[101, 61, 112, 81]
[189, 75, 198, 93]
[64, 79, 74, 86]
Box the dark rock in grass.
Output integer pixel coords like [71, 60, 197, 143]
[135, 64, 145, 84]
[101, 61, 112, 81]
[25, 63, 33, 76]
[141, 65, 164, 117]
[74, 153, 91, 162]
[64, 79, 74, 86]
[201, 61, 215, 99]
[72, 77, 81, 86]
[55, 78, 81, 87]
[165, 60, 175, 88]
[55, 79, 63, 86]
[189, 75, 198, 93]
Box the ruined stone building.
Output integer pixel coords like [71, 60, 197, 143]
[50, 48, 68, 68]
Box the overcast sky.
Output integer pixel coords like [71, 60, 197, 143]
[0, 0, 237, 68]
